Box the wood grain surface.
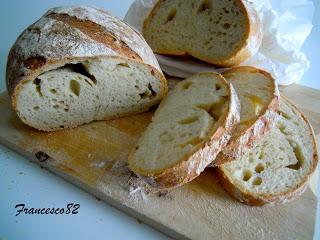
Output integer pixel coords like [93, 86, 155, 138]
[0, 81, 318, 240]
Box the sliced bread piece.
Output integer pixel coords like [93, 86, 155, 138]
[143, 0, 262, 66]
[129, 72, 240, 188]
[217, 97, 319, 205]
[213, 66, 280, 166]
[6, 6, 167, 131]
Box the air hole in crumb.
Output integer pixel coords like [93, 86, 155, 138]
[178, 137, 202, 148]
[70, 80, 80, 96]
[64, 63, 97, 85]
[255, 163, 264, 173]
[286, 141, 304, 170]
[165, 8, 176, 23]
[53, 105, 59, 109]
[50, 89, 57, 94]
[178, 116, 199, 124]
[182, 81, 192, 90]
[33, 78, 41, 85]
[64, 108, 69, 112]
[223, 23, 231, 29]
[242, 170, 252, 181]
[33, 106, 40, 110]
[258, 152, 264, 160]
[198, 0, 212, 13]
[117, 62, 130, 68]
[253, 177, 262, 185]
[215, 84, 221, 90]
[280, 111, 291, 120]
[139, 83, 156, 99]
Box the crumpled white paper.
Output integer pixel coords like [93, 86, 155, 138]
[124, 0, 314, 85]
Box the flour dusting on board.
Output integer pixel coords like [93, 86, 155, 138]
[98, 159, 170, 203]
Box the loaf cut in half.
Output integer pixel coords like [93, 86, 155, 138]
[143, 0, 262, 66]
[129, 72, 240, 188]
[217, 97, 319, 205]
[213, 66, 280, 166]
[6, 6, 167, 131]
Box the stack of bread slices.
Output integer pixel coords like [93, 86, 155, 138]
[129, 0, 318, 206]
[6, 3, 318, 206]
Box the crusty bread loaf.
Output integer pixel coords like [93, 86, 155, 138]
[6, 6, 167, 131]
[143, 0, 262, 66]
[213, 66, 280, 166]
[217, 97, 319, 205]
[129, 72, 240, 188]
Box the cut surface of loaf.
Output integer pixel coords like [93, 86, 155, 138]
[129, 72, 240, 188]
[143, 0, 262, 66]
[214, 66, 280, 165]
[218, 97, 319, 205]
[16, 57, 165, 131]
[6, 6, 167, 131]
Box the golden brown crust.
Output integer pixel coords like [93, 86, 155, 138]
[213, 66, 280, 166]
[142, 0, 262, 67]
[217, 96, 319, 206]
[48, 13, 142, 61]
[7, 6, 165, 101]
[129, 73, 241, 189]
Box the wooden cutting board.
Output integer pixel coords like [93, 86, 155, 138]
[0, 81, 319, 240]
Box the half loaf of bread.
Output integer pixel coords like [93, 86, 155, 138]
[129, 72, 240, 188]
[217, 97, 318, 205]
[143, 0, 262, 66]
[6, 5, 167, 131]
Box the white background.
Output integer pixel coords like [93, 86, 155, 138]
[0, 1, 319, 239]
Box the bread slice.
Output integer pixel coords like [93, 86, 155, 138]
[217, 97, 319, 205]
[213, 66, 280, 166]
[6, 6, 167, 131]
[129, 72, 240, 188]
[143, 0, 262, 66]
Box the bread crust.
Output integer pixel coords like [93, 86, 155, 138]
[213, 66, 280, 166]
[129, 73, 241, 189]
[217, 96, 319, 206]
[6, 6, 167, 125]
[142, 0, 262, 67]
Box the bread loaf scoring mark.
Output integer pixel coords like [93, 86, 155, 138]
[24, 56, 46, 70]
[47, 13, 141, 61]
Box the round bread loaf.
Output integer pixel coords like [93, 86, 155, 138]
[6, 5, 167, 131]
